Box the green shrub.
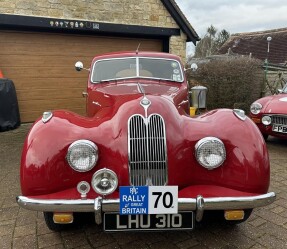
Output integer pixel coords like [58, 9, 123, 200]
[187, 57, 262, 114]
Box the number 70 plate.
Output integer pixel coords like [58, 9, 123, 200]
[119, 186, 178, 215]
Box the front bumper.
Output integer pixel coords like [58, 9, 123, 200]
[17, 192, 276, 224]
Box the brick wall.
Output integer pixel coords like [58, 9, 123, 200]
[0, 0, 187, 61]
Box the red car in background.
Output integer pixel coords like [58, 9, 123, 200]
[250, 82, 287, 140]
[17, 51, 275, 232]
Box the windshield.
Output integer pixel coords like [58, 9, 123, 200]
[91, 57, 183, 83]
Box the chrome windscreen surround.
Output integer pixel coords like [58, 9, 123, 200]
[128, 114, 167, 186]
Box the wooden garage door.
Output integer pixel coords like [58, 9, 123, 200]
[0, 30, 162, 122]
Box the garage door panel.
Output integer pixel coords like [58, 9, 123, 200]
[11, 78, 87, 89]
[0, 32, 160, 48]
[0, 30, 162, 122]
[4, 67, 84, 79]
[2, 55, 93, 67]
[0, 43, 103, 56]
[20, 108, 86, 123]
[17, 88, 84, 101]
[19, 98, 85, 112]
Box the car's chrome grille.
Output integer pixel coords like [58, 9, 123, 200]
[271, 115, 287, 125]
[128, 114, 167, 186]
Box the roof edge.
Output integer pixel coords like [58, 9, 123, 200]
[231, 27, 287, 37]
[161, 0, 200, 44]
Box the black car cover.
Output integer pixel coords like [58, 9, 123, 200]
[0, 78, 21, 132]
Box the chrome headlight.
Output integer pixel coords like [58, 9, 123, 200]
[250, 102, 262, 115]
[91, 168, 118, 195]
[66, 140, 98, 172]
[262, 115, 272, 125]
[195, 137, 226, 170]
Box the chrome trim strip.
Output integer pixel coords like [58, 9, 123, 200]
[17, 192, 276, 213]
[16, 196, 95, 212]
[90, 56, 184, 83]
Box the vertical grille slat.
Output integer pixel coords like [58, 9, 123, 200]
[128, 114, 167, 186]
[271, 115, 287, 125]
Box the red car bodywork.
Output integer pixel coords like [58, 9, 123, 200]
[18, 51, 275, 231]
[250, 90, 287, 139]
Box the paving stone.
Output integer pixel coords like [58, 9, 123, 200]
[13, 234, 37, 249]
[14, 223, 36, 238]
[257, 234, 287, 249]
[0, 223, 14, 237]
[248, 217, 267, 228]
[176, 238, 199, 249]
[38, 233, 63, 249]
[87, 232, 116, 248]
[0, 234, 13, 249]
[62, 232, 89, 248]
[249, 244, 268, 249]
[120, 240, 150, 249]
[270, 206, 285, 214]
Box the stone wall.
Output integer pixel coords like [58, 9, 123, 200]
[0, 0, 187, 61]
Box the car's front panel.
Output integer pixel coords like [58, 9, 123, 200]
[250, 92, 287, 139]
[18, 51, 276, 232]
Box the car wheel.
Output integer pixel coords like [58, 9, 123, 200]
[43, 212, 75, 232]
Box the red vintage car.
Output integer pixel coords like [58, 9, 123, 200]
[17, 51, 275, 232]
[250, 83, 287, 140]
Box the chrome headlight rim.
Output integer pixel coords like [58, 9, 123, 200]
[262, 115, 272, 125]
[91, 168, 118, 195]
[66, 140, 98, 172]
[250, 102, 263, 115]
[195, 137, 226, 170]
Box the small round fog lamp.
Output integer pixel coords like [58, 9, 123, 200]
[91, 168, 118, 195]
[77, 181, 90, 199]
[262, 116, 272, 125]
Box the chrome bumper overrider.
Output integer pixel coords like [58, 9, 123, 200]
[16, 192, 276, 224]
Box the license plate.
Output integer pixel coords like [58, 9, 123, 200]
[104, 212, 194, 231]
[272, 124, 287, 133]
[119, 186, 178, 215]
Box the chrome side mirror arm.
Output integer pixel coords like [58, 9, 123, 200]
[75, 61, 90, 72]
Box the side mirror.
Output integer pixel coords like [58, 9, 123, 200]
[185, 63, 198, 72]
[75, 61, 84, 71]
[278, 89, 283, 94]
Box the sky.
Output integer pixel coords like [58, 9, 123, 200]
[174, 0, 287, 55]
